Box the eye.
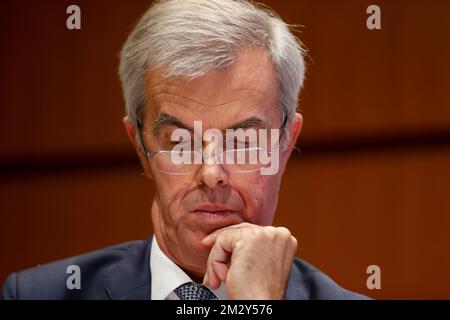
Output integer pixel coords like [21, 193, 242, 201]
[171, 139, 193, 147]
[228, 140, 258, 149]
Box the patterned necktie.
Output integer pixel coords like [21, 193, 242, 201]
[174, 282, 218, 300]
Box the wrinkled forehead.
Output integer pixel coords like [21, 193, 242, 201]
[143, 47, 282, 130]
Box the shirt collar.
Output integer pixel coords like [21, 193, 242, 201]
[150, 236, 227, 300]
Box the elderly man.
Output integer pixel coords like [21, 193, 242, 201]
[2, 0, 367, 300]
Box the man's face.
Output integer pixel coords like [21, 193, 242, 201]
[127, 48, 301, 276]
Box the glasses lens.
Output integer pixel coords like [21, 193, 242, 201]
[154, 151, 201, 174]
[224, 147, 268, 173]
[153, 148, 273, 174]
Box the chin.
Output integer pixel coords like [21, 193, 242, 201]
[187, 230, 214, 255]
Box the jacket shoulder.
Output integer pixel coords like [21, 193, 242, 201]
[286, 258, 371, 300]
[1, 240, 146, 300]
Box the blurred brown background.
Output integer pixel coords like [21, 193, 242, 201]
[1, 0, 449, 299]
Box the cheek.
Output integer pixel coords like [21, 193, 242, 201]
[234, 174, 281, 225]
[154, 174, 192, 217]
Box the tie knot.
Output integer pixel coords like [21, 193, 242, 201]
[174, 282, 217, 300]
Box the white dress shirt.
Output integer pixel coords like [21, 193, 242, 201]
[150, 236, 227, 300]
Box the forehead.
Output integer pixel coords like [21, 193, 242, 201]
[144, 47, 281, 128]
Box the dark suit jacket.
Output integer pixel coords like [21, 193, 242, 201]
[1, 237, 369, 300]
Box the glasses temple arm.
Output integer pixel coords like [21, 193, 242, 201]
[136, 121, 154, 158]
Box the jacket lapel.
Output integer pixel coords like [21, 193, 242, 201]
[285, 261, 309, 300]
[104, 237, 153, 300]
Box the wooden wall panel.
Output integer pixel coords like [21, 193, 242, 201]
[276, 148, 450, 299]
[1, 0, 450, 158]
[0, 166, 153, 280]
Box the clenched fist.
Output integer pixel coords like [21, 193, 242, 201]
[201, 223, 298, 299]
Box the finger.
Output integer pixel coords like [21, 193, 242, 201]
[213, 261, 229, 283]
[206, 245, 229, 289]
[206, 262, 221, 289]
[204, 228, 239, 289]
[207, 227, 244, 288]
[201, 222, 253, 246]
[207, 266, 221, 289]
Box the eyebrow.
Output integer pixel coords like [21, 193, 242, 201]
[228, 117, 268, 130]
[152, 113, 192, 136]
[152, 113, 268, 136]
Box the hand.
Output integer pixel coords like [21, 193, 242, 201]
[201, 222, 298, 299]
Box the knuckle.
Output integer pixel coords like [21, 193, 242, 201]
[214, 232, 228, 247]
[240, 222, 253, 228]
[276, 226, 292, 238]
[261, 226, 276, 239]
[290, 235, 298, 251]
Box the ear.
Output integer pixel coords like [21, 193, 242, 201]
[289, 113, 303, 150]
[279, 112, 303, 173]
[122, 116, 154, 180]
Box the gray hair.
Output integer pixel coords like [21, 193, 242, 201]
[119, 0, 306, 142]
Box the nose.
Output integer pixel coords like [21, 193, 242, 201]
[195, 160, 229, 188]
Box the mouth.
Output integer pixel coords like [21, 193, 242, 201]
[191, 204, 243, 228]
